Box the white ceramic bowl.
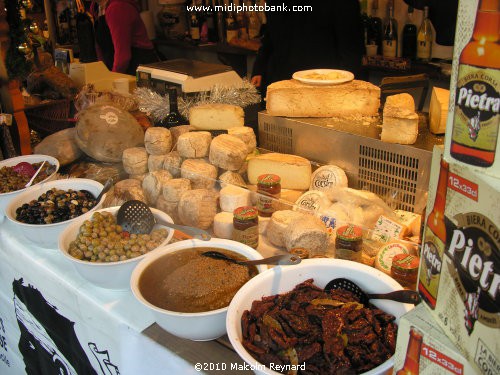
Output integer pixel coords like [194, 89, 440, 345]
[0, 154, 59, 220]
[58, 206, 174, 290]
[131, 238, 267, 341]
[5, 178, 104, 249]
[226, 259, 413, 375]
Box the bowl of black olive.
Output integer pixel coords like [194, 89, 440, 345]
[0, 155, 59, 221]
[5, 178, 105, 249]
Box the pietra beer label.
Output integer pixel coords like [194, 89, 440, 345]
[419, 227, 445, 306]
[452, 64, 500, 150]
[446, 212, 500, 333]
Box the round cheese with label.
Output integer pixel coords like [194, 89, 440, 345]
[310, 165, 348, 199]
[375, 242, 410, 275]
[294, 190, 331, 214]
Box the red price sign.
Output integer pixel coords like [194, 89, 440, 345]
[422, 343, 464, 374]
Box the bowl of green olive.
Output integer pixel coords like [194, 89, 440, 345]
[58, 206, 174, 290]
[5, 178, 105, 248]
[0, 154, 59, 221]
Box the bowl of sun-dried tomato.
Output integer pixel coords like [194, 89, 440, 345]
[226, 258, 412, 375]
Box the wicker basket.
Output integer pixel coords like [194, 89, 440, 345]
[24, 99, 76, 137]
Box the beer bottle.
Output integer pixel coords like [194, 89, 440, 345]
[418, 157, 448, 309]
[395, 326, 423, 375]
[450, 0, 500, 167]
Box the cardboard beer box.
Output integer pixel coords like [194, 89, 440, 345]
[394, 304, 477, 375]
[418, 147, 499, 375]
[443, 0, 500, 178]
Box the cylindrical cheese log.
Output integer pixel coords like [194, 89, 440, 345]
[266, 210, 305, 248]
[213, 211, 234, 239]
[162, 178, 192, 202]
[148, 154, 166, 172]
[163, 151, 183, 177]
[227, 126, 257, 154]
[178, 189, 218, 229]
[189, 103, 244, 130]
[144, 127, 172, 155]
[142, 170, 173, 205]
[309, 165, 348, 200]
[122, 147, 148, 175]
[219, 170, 246, 188]
[209, 134, 247, 171]
[181, 158, 218, 190]
[177, 131, 212, 158]
[284, 214, 329, 255]
[155, 196, 180, 223]
[219, 185, 252, 213]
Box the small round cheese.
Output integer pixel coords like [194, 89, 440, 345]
[163, 151, 183, 177]
[375, 242, 410, 275]
[170, 125, 193, 150]
[144, 127, 172, 155]
[227, 126, 257, 154]
[148, 154, 166, 172]
[181, 158, 218, 190]
[218, 170, 246, 188]
[310, 165, 348, 200]
[155, 196, 180, 223]
[113, 178, 146, 203]
[294, 190, 331, 214]
[219, 185, 252, 213]
[209, 134, 247, 171]
[162, 178, 192, 203]
[122, 147, 148, 175]
[213, 212, 234, 239]
[178, 189, 218, 229]
[142, 170, 173, 205]
[284, 214, 329, 255]
[177, 131, 212, 158]
[129, 173, 147, 182]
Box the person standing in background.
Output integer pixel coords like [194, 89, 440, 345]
[91, 0, 158, 75]
[251, 0, 366, 98]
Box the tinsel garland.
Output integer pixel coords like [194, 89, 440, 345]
[134, 79, 261, 122]
[5, 0, 33, 81]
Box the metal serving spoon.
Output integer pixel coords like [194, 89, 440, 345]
[201, 251, 302, 266]
[116, 200, 211, 241]
[324, 277, 420, 306]
[95, 177, 114, 203]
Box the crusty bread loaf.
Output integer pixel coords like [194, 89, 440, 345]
[266, 79, 380, 117]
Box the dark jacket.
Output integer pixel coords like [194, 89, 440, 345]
[252, 0, 365, 95]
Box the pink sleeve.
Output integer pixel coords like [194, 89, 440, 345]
[106, 4, 135, 73]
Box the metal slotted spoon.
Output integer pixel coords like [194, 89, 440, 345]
[116, 200, 211, 241]
[324, 278, 420, 306]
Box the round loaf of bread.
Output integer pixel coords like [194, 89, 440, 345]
[181, 158, 218, 190]
[209, 134, 247, 171]
[144, 127, 172, 155]
[178, 189, 218, 229]
[122, 147, 148, 175]
[177, 131, 212, 158]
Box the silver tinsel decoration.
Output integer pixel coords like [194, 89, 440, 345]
[134, 79, 261, 122]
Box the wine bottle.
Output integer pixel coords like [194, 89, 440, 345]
[360, 0, 370, 46]
[368, 0, 383, 55]
[225, 3, 238, 43]
[382, 2, 398, 58]
[205, 0, 218, 42]
[402, 6, 417, 59]
[189, 1, 201, 42]
[159, 89, 182, 129]
[417, 6, 433, 62]
[216, 0, 226, 43]
[235, 0, 248, 40]
[247, 0, 260, 39]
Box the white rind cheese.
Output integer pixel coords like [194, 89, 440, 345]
[294, 190, 331, 214]
[180, 158, 218, 190]
[142, 170, 173, 205]
[209, 134, 248, 171]
[372, 215, 409, 243]
[148, 154, 166, 172]
[218, 170, 247, 188]
[247, 153, 312, 190]
[375, 242, 410, 275]
[144, 127, 172, 155]
[394, 209, 422, 237]
[163, 151, 183, 177]
[382, 95, 419, 145]
[177, 131, 212, 158]
[227, 126, 257, 154]
[310, 165, 348, 199]
[266, 210, 305, 248]
[189, 103, 244, 130]
[162, 178, 192, 202]
[169, 125, 193, 150]
[284, 214, 329, 254]
[155, 196, 180, 223]
[213, 212, 234, 239]
[122, 147, 148, 175]
[219, 185, 252, 213]
[177, 189, 218, 229]
[113, 178, 146, 203]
